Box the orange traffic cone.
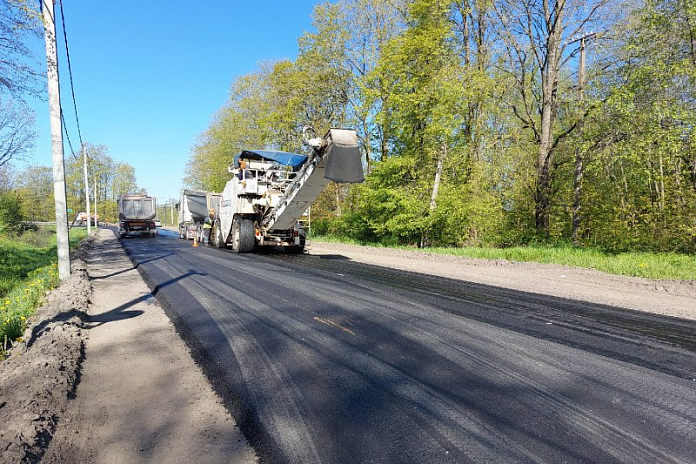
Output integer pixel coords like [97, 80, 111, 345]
[193, 234, 199, 247]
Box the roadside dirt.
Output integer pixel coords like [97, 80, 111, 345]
[307, 242, 696, 321]
[0, 239, 92, 463]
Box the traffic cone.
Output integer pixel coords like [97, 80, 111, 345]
[193, 234, 199, 247]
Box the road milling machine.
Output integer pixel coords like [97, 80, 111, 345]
[210, 128, 364, 253]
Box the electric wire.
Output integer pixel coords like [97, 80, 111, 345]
[58, 0, 84, 149]
[38, 0, 79, 158]
[60, 109, 76, 157]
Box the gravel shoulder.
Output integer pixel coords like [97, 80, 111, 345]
[307, 241, 696, 321]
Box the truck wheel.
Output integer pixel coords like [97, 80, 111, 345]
[212, 220, 225, 248]
[231, 217, 255, 253]
[179, 227, 185, 239]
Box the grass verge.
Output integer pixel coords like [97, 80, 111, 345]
[1, 226, 88, 354]
[310, 235, 696, 281]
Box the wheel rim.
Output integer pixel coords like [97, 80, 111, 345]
[233, 223, 240, 249]
[215, 224, 222, 247]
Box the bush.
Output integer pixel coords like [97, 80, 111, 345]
[0, 191, 25, 235]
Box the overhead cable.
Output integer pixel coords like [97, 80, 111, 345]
[58, 0, 84, 149]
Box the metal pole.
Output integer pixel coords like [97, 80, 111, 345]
[43, 0, 70, 279]
[170, 198, 174, 225]
[82, 145, 91, 234]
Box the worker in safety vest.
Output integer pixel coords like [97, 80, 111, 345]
[202, 217, 212, 245]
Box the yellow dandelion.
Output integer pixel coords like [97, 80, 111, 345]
[20, 316, 25, 320]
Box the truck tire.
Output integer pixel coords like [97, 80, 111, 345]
[179, 227, 185, 239]
[231, 217, 255, 253]
[212, 220, 225, 248]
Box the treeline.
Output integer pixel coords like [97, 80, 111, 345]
[185, 0, 696, 253]
[0, 144, 140, 229]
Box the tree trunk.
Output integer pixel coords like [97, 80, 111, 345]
[430, 144, 445, 212]
[571, 148, 583, 244]
[363, 120, 372, 174]
[421, 143, 446, 248]
[535, 0, 564, 237]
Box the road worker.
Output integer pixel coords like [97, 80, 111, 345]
[202, 217, 212, 245]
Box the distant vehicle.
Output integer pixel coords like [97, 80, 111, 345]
[117, 194, 157, 238]
[71, 211, 98, 227]
[177, 190, 220, 240]
[154, 220, 162, 228]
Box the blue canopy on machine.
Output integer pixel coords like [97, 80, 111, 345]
[234, 150, 307, 168]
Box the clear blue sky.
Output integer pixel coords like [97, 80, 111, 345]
[25, 0, 320, 202]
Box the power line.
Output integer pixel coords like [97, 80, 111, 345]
[60, 109, 76, 157]
[39, 0, 79, 157]
[58, 0, 84, 149]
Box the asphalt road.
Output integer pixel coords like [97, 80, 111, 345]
[119, 229, 696, 464]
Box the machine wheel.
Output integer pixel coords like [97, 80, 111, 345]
[212, 220, 225, 248]
[231, 217, 255, 253]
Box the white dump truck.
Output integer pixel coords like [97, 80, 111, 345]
[209, 128, 364, 253]
[177, 190, 221, 240]
[118, 194, 157, 238]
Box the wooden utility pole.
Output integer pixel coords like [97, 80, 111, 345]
[82, 145, 91, 234]
[571, 32, 596, 245]
[43, 0, 70, 279]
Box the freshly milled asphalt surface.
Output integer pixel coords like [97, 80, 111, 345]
[119, 229, 696, 464]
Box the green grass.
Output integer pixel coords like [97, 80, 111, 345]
[0, 226, 88, 353]
[0, 227, 87, 298]
[310, 235, 696, 281]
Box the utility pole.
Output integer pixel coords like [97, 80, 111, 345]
[82, 145, 91, 234]
[571, 31, 596, 245]
[170, 198, 174, 225]
[94, 175, 98, 228]
[43, 0, 70, 279]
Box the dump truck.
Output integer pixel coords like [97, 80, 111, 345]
[209, 128, 364, 253]
[118, 194, 157, 238]
[177, 190, 221, 240]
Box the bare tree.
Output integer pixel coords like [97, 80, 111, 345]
[0, 0, 43, 98]
[494, 0, 610, 236]
[0, 98, 36, 167]
[0, 164, 16, 191]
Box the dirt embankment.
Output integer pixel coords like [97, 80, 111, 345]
[0, 238, 93, 464]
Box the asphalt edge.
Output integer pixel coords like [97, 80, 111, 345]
[119, 235, 279, 464]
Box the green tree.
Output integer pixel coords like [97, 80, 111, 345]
[15, 165, 53, 221]
[494, 0, 611, 237]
